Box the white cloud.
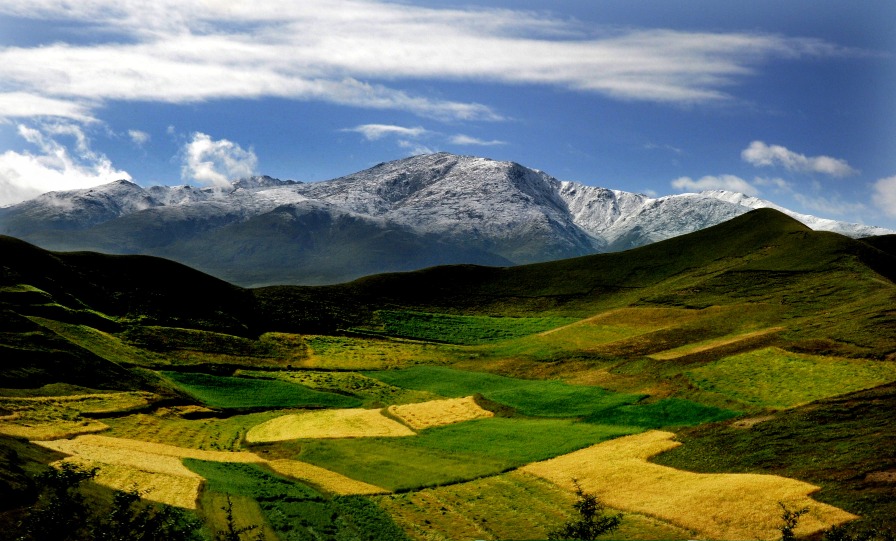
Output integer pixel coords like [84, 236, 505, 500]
[181, 132, 257, 186]
[128, 129, 150, 146]
[0, 1, 867, 123]
[671, 174, 760, 196]
[0, 123, 131, 206]
[397, 139, 436, 156]
[343, 124, 429, 141]
[872, 176, 896, 218]
[0, 92, 96, 122]
[741, 141, 858, 177]
[449, 134, 506, 146]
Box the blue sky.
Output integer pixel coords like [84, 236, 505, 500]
[1, 0, 894, 228]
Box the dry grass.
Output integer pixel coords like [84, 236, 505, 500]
[62, 456, 201, 509]
[266, 459, 387, 495]
[522, 430, 857, 540]
[386, 396, 493, 430]
[245, 409, 415, 442]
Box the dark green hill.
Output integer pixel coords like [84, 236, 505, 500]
[0, 235, 257, 335]
[257, 209, 896, 355]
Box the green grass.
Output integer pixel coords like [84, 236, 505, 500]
[161, 371, 362, 410]
[237, 370, 440, 407]
[292, 417, 640, 491]
[183, 460, 410, 541]
[365, 366, 643, 417]
[362, 310, 578, 345]
[584, 398, 740, 428]
[686, 347, 896, 409]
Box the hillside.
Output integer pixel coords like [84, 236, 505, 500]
[1, 153, 891, 286]
[0, 208, 894, 539]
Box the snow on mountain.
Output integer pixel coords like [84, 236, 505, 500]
[0, 152, 892, 285]
[698, 190, 894, 238]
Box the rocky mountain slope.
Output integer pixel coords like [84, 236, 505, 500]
[0, 153, 891, 285]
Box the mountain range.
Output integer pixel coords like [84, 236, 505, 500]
[1, 152, 891, 286]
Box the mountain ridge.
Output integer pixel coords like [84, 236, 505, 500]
[1, 152, 891, 285]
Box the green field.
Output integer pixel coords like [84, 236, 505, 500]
[367, 366, 645, 417]
[161, 371, 362, 410]
[686, 347, 896, 409]
[184, 459, 409, 541]
[363, 310, 579, 344]
[289, 418, 641, 491]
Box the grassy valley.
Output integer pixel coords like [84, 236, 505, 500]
[0, 209, 894, 540]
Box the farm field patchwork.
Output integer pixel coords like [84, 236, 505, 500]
[376, 471, 695, 541]
[291, 417, 641, 491]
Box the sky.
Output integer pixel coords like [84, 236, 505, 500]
[0, 0, 895, 228]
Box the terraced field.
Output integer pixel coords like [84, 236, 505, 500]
[2, 212, 894, 539]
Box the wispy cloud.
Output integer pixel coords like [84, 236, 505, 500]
[873, 176, 896, 218]
[0, 123, 130, 206]
[0, 1, 866, 123]
[449, 134, 506, 146]
[741, 141, 858, 177]
[343, 124, 429, 141]
[671, 174, 760, 196]
[181, 132, 257, 186]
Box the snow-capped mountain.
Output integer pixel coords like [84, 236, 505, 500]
[0, 153, 891, 285]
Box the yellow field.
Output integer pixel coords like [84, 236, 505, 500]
[33, 434, 387, 506]
[62, 456, 201, 509]
[522, 430, 857, 540]
[245, 408, 415, 442]
[386, 396, 493, 430]
[267, 459, 387, 495]
[35, 437, 206, 478]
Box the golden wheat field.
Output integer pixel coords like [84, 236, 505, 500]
[522, 430, 857, 540]
[386, 395, 494, 430]
[245, 408, 416, 442]
[60, 456, 202, 509]
[266, 459, 387, 495]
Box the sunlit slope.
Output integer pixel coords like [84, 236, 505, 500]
[259, 208, 896, 358]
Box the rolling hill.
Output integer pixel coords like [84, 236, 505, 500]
[0, 208, 894, 538]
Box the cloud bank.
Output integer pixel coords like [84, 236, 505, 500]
[741, 141, 858, 177]
[0, 123, 131, 206]
[671, 174, 760, 196]
[0, 0, 865, 123]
